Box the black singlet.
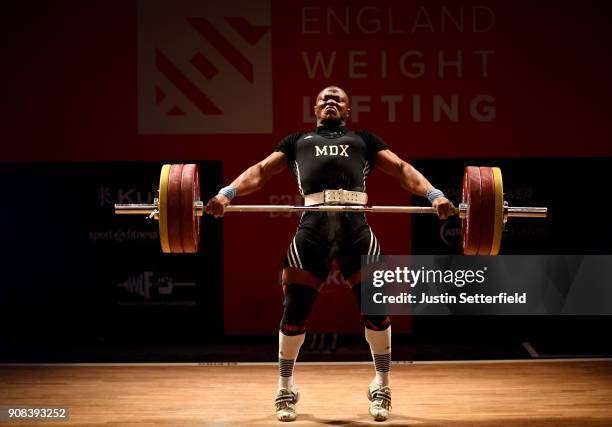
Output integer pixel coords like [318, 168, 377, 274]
[275, 125, 388, 196]
[275, 124, 389, 280]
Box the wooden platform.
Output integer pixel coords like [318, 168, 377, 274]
[1, 360, 611, 426]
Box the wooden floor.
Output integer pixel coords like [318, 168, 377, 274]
[1, 361, 611, 426]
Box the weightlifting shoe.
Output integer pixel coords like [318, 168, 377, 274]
[367, 381, 391, 421]
[275, 386, 300, 422]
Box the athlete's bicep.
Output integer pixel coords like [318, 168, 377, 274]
[259, 151, 288, 178]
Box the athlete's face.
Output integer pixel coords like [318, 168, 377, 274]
[314, 87, 350, 123]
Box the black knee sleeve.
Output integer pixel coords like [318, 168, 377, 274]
[351, 283, 391, 331]
[280, 283, 318, 336]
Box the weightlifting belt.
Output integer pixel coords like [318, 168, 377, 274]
[303, 189, 368, 206]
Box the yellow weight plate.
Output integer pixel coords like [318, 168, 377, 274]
[158, 164, 172, 253]
[490, 167, 504, 255]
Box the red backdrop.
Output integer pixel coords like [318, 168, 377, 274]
[2, 0, 611, 333]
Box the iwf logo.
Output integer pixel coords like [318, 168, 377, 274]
[117, 271, 196, 303]
[137, 0, 272, 134]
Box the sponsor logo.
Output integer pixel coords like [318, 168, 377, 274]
[138, 0, 272, 134]
[276, 261, 349, 287]
[504, 187, 535, 202]
[117, 271, 196, 305]
[268, 194, 303, 218]
[315, 144, 349, 157]
[89, 229, 158, 243]
[98, 187, 154, 207]
[439, 221, 461, 247]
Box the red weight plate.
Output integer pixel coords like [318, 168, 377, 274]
[477, 167, 496, 255]
[461, 166, 482, 255]
[180, 164, 200, 253]
[167, 164, 185, 253]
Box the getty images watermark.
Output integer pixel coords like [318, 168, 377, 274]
[361, 255, 612, 316]
[370, 264, 526, 305]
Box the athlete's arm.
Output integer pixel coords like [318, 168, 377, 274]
[205, 151, 287, 217]
[375, 149, 455, 219]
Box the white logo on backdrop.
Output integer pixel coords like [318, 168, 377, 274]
[138, 0, 272, 134]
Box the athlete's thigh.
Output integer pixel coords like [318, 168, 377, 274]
[283, 227, 333, 283]
[337, 224, 383, 284]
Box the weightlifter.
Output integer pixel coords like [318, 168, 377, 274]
[205, 86, 454, 422]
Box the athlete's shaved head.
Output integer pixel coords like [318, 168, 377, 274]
[314, 86, 351, 126]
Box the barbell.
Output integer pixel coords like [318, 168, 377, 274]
[114, 164, 547, 255]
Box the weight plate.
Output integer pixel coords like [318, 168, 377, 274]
[158, 164, 172, 253]
[180, 164, 200, 253]
[490, 167, 504, 255]
[461, 166, 482, 255]
[168, 164, 185, 253]
[478, 166, 495, 255]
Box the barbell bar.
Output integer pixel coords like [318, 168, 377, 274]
[115, 201, 546, 217]
[114, 164, 547, 255]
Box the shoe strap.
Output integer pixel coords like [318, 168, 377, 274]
[275, 392, 297, 405]
[372, 389, 391, 403]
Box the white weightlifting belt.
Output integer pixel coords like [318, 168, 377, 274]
[303, 189, 368, 206]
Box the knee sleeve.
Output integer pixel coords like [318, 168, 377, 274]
[351, 283, 391, 331]
[280, 283, 318, 336]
